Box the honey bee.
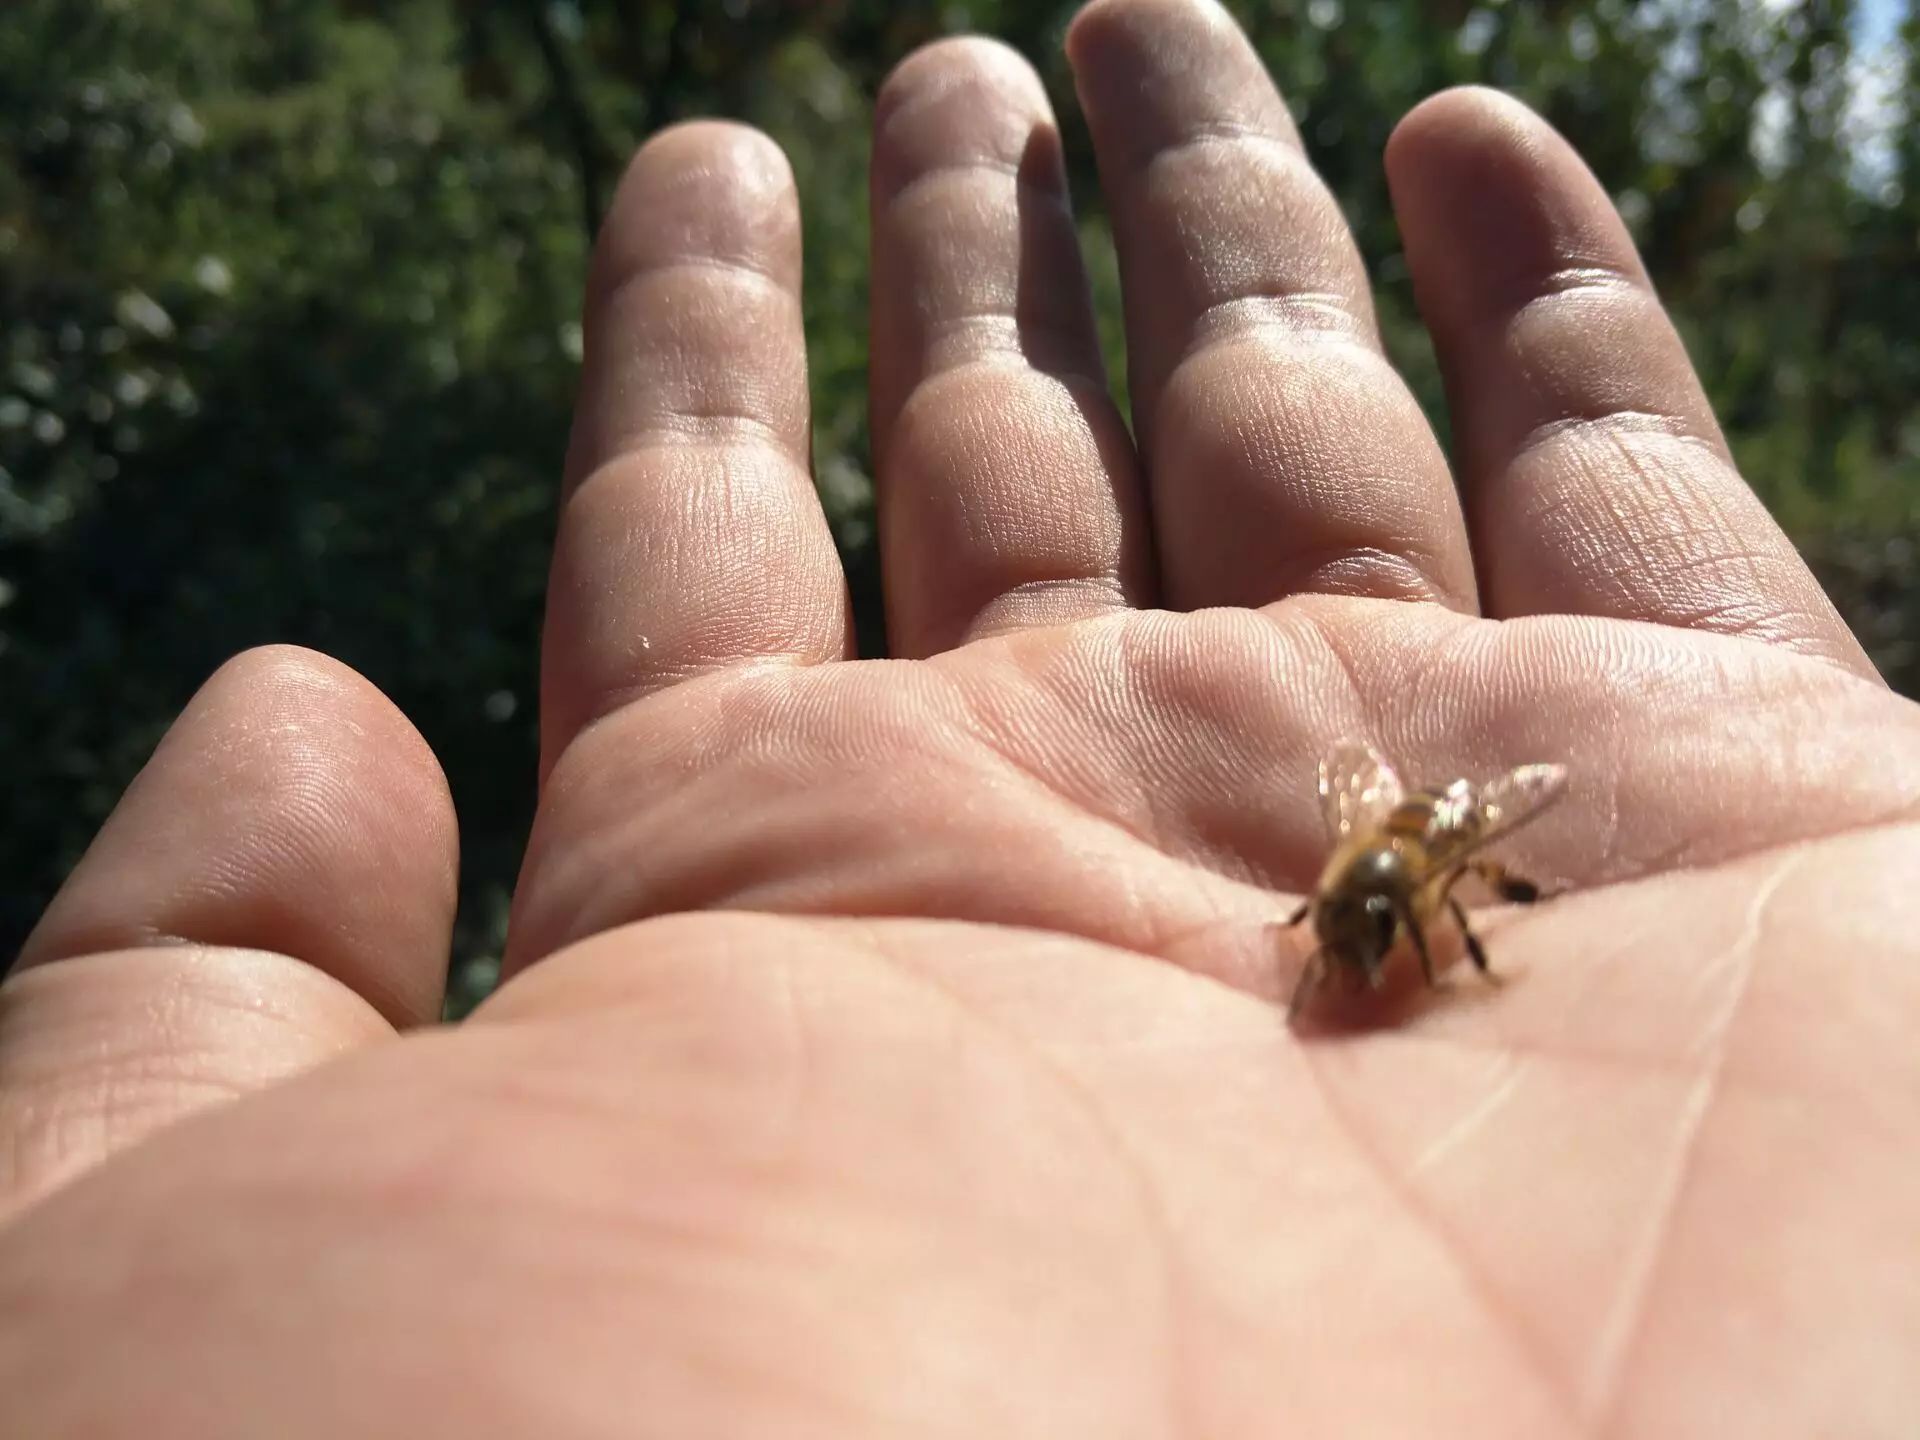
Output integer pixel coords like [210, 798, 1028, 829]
[1286, 739, 1567, 1020]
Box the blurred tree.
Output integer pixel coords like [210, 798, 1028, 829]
[2, 0, 1914, 1005]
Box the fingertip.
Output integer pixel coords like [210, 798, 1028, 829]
[1061, 0, 1124, 68]
[563, 114, 812, 492]
[1387, 85, 1542, 179]
[878, 34, 1048, 124]
[590, 121, 800, 304]
[21, 644, 459, 1027]
[220, 644, 456, 832]
[1066, 0, 1236, 71]
[1387, 88, 1638, 309]
[873, 36, 1059, 207]
[200, 645, 461, 910]
[620, 119, 796, 206]
[1386, 87, 1551, 227]
[1066, 0, 1283, 163]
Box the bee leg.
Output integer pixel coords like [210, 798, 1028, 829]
[1448, 896, 1491, 975]
[1400, 906, 1437, 989]
[1469, 859, 1551, 904]
[1287, 949, 1324, 1022]
[1285, 900, 1310, 927]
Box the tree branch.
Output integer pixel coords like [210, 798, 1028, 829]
[523, 4, 614, 242]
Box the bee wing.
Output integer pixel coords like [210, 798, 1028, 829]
[1428, 762, 1569, 866]
[1317, 738, 1405, 841]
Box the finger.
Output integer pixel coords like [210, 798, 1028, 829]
[870, 38, 1150, 656]
[542, 123, 851, 775]
[1067, 0, 1476, 611]
[1387, 88, 1873, 675]
[1, 646, 458, 1217]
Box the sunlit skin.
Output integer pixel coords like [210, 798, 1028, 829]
[4, 3, 1920, 1436]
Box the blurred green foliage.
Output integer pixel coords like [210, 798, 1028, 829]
[3, 0, 1916, 999]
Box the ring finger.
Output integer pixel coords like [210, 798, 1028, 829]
[870, 38, 1150, 657]
[1386, 88, 1874, 675]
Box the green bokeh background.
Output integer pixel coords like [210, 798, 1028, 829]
[3, 0, 1915, 1011]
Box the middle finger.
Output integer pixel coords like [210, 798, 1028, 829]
[1069, 0, 1476, 612]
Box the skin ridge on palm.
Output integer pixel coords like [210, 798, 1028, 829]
[510, 594, 1920, 986]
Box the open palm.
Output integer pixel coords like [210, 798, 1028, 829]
[5, 2, 1918, 1435]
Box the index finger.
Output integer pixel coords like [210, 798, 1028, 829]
[540, 124, 851, 777]
[1387, 89, 1874, 677]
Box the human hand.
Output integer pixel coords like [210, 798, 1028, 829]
[5, 1, 1918, 1434]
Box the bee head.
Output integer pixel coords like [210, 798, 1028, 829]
[1312, 846, 1407, 979]
[1314, 893, 1396, 972]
